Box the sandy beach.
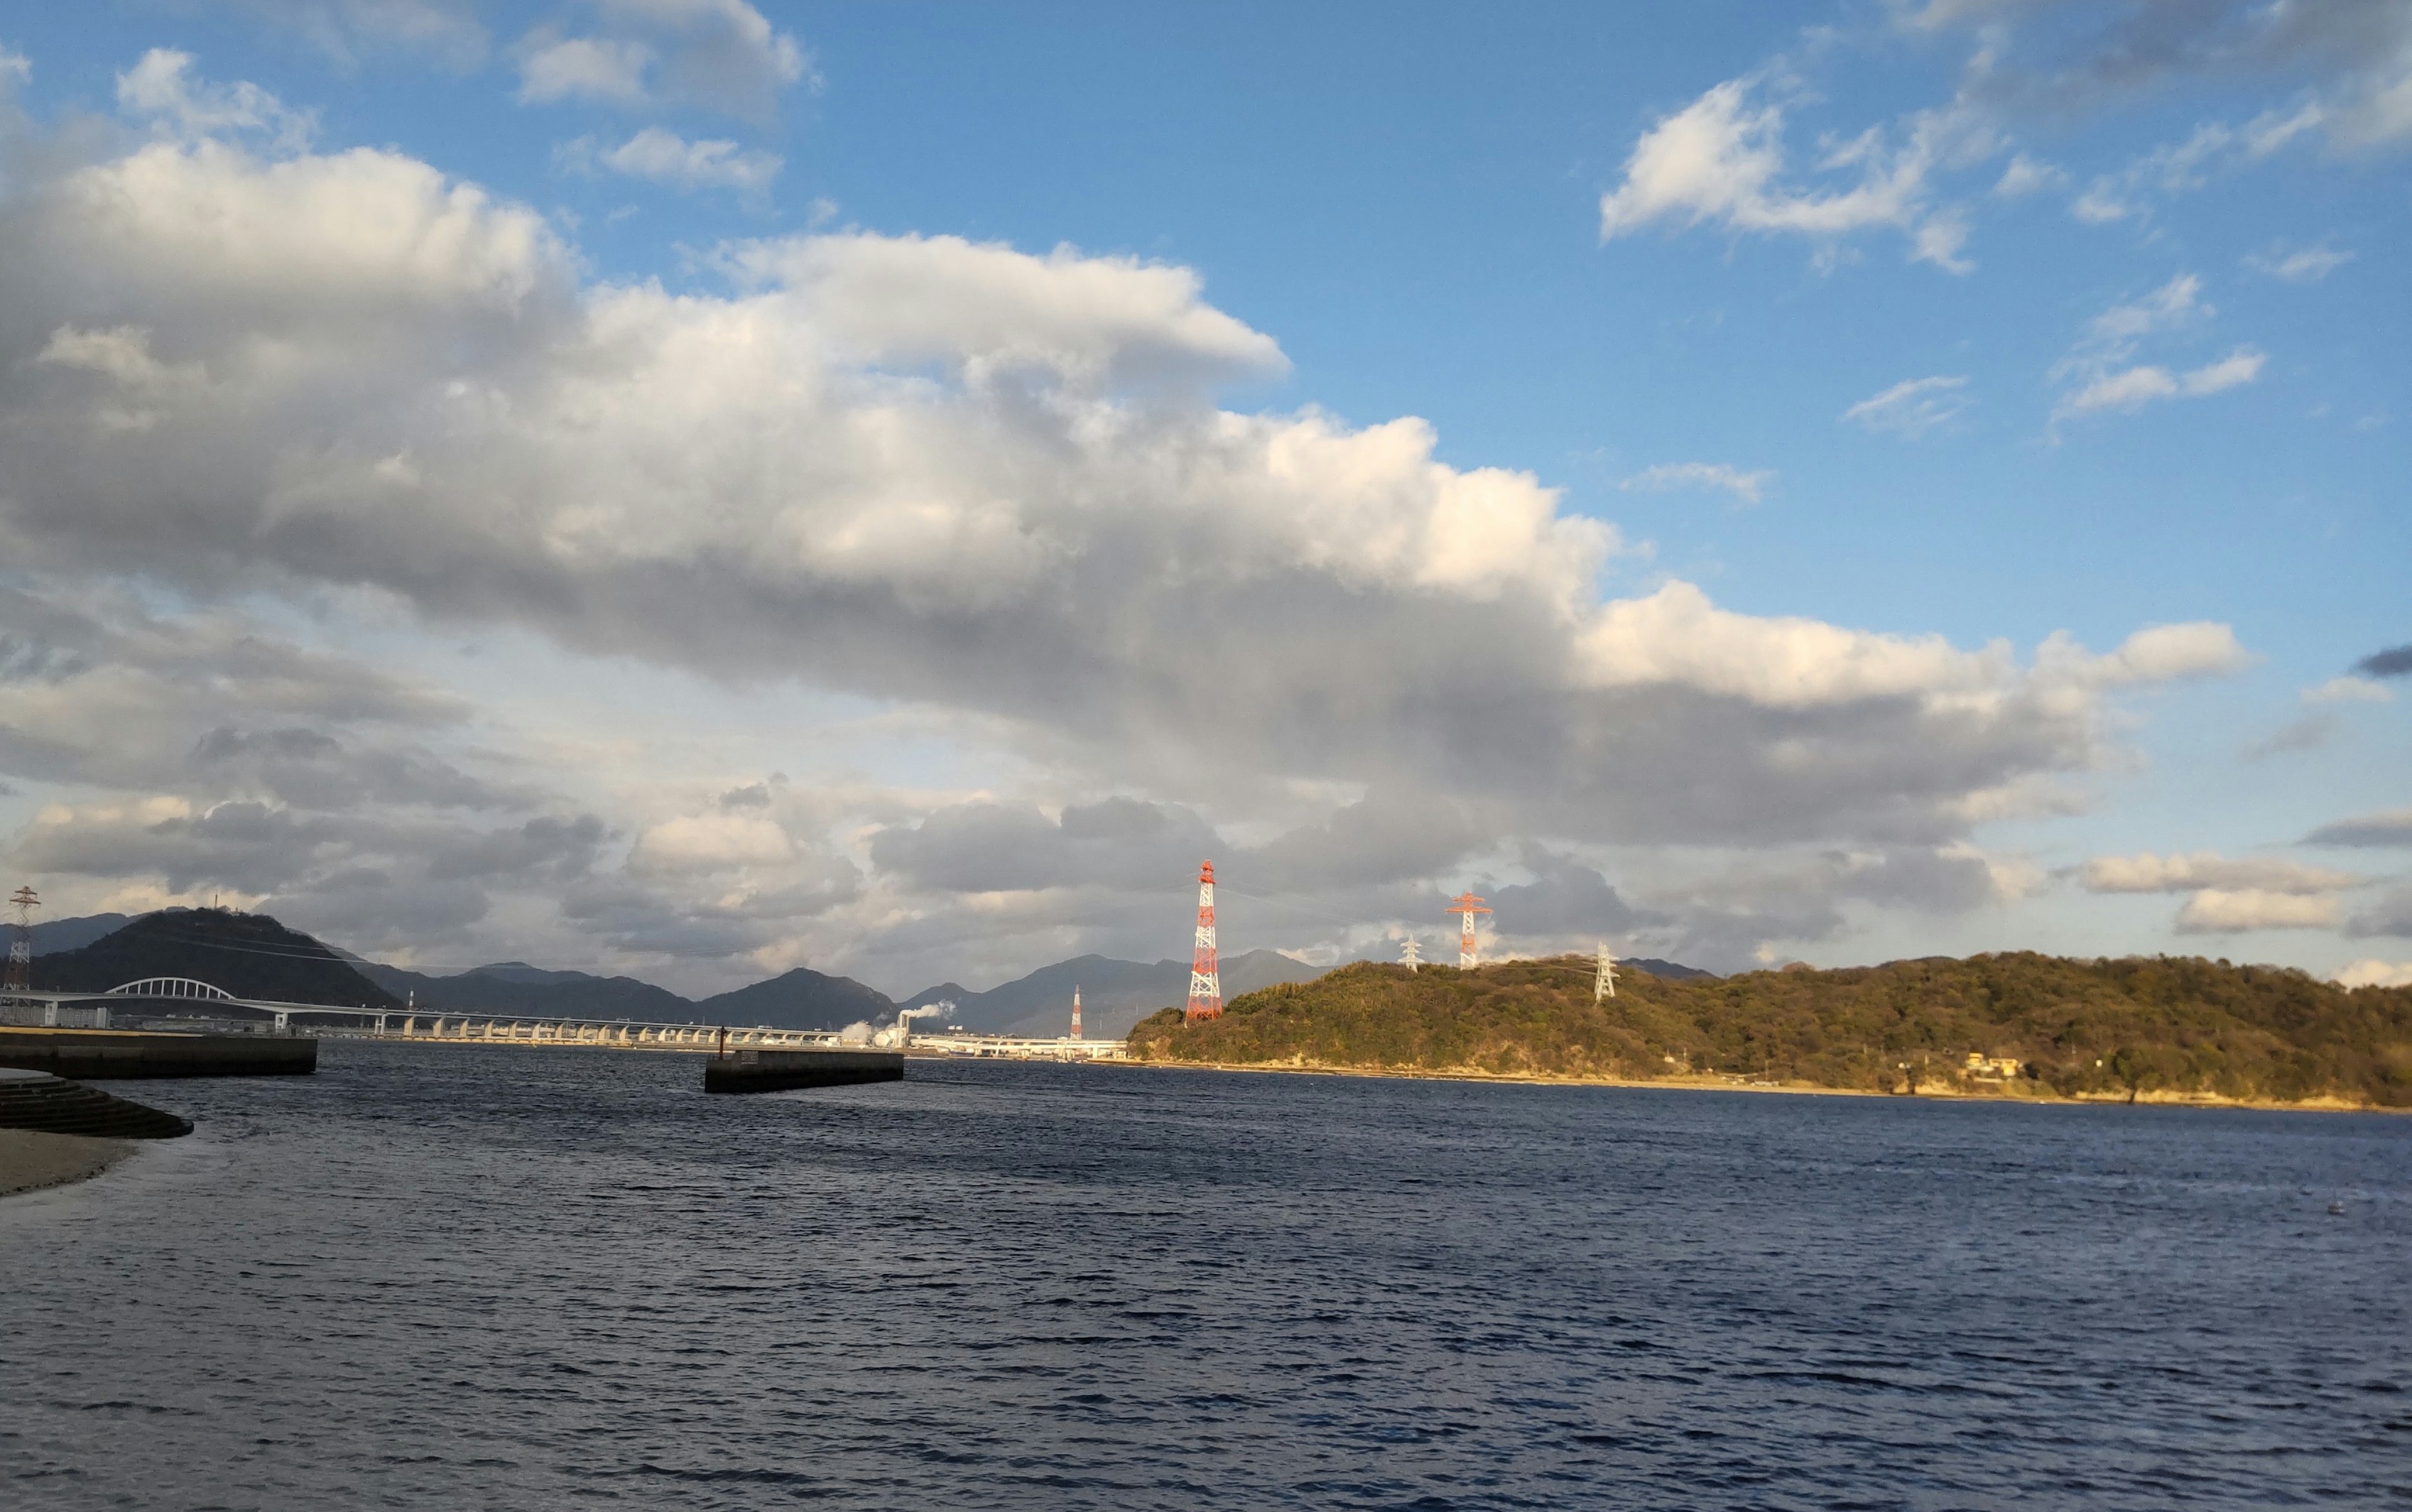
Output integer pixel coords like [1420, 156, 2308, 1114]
[0, 1129, 137, 1199]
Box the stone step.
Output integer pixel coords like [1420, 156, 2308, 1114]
[0, 1069, 193, 1138]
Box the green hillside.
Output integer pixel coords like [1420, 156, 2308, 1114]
[1126, 953, 2412, 1109]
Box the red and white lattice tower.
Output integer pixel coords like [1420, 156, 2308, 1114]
[6, 885, 37, 994]
[1445, 891, 1490, 969]
[1185, 861, 1222, 1023]
[1070, 986, 1083, 1040]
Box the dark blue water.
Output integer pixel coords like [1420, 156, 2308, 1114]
[1, 1043, 2404, 1508]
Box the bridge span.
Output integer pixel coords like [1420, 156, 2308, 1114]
[0, 977, 828, 1047]
[0, 978, 1126, 1059]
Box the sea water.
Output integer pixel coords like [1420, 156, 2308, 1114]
[1, 1042, 2404, 1508]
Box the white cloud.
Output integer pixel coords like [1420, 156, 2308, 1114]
[2069, 184, 2132, 224]
[2335, 959, 2412, 989]
[1618, 461, 1773, 503]
[1597, 77, 1983, 272]
[2050, 276, 2264, 423]
[2305, 676, 2393, 704]
[1842, 374, 1970, 437]
[514, 0, 808, 122]
[567, 128, 782, 192]
[2055, 349, 2265, 418]
[2176, 889, 2342, 932]
[2081, 852, 2361, 896]
[0, 107, 2281, 984]
[2246, 242, 2355, 282]
[518, 36, 651, 106]
[632, 813, 793, 873]
[2078, 273, 2207, 356]
[1993, 153, 2064, 197]
[116, 49, 315, 151]
[2035, 622, 2251, 685]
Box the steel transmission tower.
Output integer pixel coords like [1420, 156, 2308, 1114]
[1595, 943, 1617, 1001]
[6, 885, 37, 994]
[1185, 861, 1222, 1023]
[1445, 891, 1490, 969]
[1070, 986, 1082, 1040]
[1399, 936, 1421, 972]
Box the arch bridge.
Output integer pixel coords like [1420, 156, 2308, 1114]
[0, 978, 837, 1048]
[3, 978, 1126, 1058]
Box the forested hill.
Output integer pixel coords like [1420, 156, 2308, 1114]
[33, 908, 402, 1009]
[1127, 953, 2412, 1109]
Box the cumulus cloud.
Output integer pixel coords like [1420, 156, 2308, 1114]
[2080, 851, 2360, 895]
[117, 50, 315, 151]
[1597, 77, 1985, 272]
[0, 585, 626, 952]
[2334, 959, 2412, 989]
[2176, 888, 2341, 933]
[1842, 374, 1970, 437]
[518, 35, 650, 106]
[1619, 462, 1773, 503]
[562, 127, 781, 192]
[631, 812, 793, 873]
[516, 0, 809, 123]
[0, 75, 2273, 985]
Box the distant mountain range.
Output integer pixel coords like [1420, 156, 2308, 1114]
[1621, 957, 1713, 982]
[23, 908, 1710, 1031]
[25, 911, 134, 956]
[903, 949, 1327, 1039]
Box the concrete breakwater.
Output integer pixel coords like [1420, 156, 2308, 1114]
[0, 1027, 317, 1079]
[704, 1047, 904, 1093]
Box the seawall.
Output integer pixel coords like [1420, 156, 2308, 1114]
[705, 1048, 903, 1093]
[0, 1027, 317, 1079]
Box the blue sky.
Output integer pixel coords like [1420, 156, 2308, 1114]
[0, 1, 2405, 994]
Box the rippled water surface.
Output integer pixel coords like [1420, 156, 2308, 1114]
[1, 1043, 2406, 1508]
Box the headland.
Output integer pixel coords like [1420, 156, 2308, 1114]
[1127, 952, 2412, 1112]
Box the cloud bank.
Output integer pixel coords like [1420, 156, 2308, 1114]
[0, 55, 2271, 986]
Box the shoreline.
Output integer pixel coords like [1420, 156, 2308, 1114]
[0, 1129, 138, 1199]
[1116, 1054, 2399, 1114]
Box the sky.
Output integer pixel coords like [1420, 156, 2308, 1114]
[0, 0, 2406, 998]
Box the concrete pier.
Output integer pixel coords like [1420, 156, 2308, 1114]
[0, 1027, 317, 1079]
[704, 1047, 903, 1093]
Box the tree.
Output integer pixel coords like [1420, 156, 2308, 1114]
[2108, 1045, 2160, 1105]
